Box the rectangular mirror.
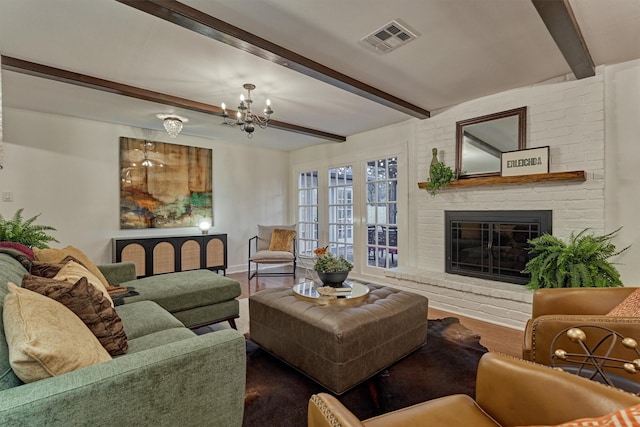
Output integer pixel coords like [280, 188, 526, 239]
[456, 107, 527, 177]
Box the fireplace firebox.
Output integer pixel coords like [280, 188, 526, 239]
[445, 210, 552, 285]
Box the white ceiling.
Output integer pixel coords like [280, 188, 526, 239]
[1, 0, 639, 151]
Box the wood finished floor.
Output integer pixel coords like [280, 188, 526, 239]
[229, 270, 523, 358]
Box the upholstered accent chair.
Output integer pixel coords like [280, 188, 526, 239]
[308, 352, 640, 427]
[248, 224, 297, 279]
[523, 287, 640, 389]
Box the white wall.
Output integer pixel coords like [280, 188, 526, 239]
[290, 61, 639, 328]
[0, 108, 291, 272]
[604, 59, 640, 283]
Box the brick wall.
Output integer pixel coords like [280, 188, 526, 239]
[387, 70, 606, 329]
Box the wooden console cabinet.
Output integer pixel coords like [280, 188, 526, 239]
[112, 234, 227, 278]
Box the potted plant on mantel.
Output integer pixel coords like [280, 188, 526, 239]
[0, 208, 58, 249]
[313, 247, 354, 287]
[522, 227, 630, 289]
[424, 148, 457, 196]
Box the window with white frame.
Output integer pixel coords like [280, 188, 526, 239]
[328, 165, 353, 263]
[297, 171, 319, 256]
[366, 157, 398, 268]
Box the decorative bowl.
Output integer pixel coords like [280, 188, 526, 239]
[317, 271, 349, 287]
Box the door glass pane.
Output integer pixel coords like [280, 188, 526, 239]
[328, 165, 354, 263]
[388, 180, 397, 202]
[366, 161, 376, 182]
[364, 157, 398, 269]
[297, 170, 318, 256]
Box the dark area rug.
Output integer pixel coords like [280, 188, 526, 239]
[242, 317, 488, 427]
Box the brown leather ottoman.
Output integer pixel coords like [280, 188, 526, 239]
[249, 284, 428, 394]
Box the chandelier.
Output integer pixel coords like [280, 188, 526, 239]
[221, 83, 273, 138]
[156, 114, 188, 138]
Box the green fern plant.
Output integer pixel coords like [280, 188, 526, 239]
[0, 208, 59, 249]
[522, 227, 629, 289]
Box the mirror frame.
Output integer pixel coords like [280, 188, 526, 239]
[455, 106, 527, 178]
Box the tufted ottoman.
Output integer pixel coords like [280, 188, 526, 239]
[249, 284, 428, 394]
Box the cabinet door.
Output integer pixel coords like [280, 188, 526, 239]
[113, 239, 148, 278]
[151, 241, 175, 275]
[204, 238, 224, 268]
[180, 238, 203, 271]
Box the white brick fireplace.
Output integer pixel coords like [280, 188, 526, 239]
[386, 70, 606, 330]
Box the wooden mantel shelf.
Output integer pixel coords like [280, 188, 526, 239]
[417, 170, 586, 190]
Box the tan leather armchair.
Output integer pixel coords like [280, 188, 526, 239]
[308, 352, 640, 427]
[522, 287, 640, 379]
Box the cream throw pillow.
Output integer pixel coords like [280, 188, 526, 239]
[54, 260, 114, 307]
[3, 283, 111, 383]
[33, 245, 111, 289]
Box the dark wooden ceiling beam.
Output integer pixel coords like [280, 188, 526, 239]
[115, 0, 430, 119]
[532, 0, 595, 79]
[1, 55, 346, 142]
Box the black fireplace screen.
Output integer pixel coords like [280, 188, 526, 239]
[445, 210, 552, 285]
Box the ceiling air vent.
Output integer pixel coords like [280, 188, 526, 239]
[360, 19, 418, 54]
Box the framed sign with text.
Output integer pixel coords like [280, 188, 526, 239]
[501, 146, 549, 177]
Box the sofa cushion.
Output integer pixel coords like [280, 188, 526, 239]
[33, 245, 111, 289]
[249, 250, 295, 262]
[120, 269, 241, 313]
[22, 274, 128, 356]
[0, 242, 34, 260]
[3, 283, 111, 383]
[54, 260, 114, 307]
[0, 253, 31, 390]
[0, 248, 32, 271]
[126, 328, 196, 354]
[116, 301, 185, 340]
[268, 228, 296, 252]
[607, 288, 640, 317]
[30, 260, 65, 278]
[30, 255, 85, 279]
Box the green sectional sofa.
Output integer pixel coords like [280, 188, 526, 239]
[99, 261, 241, 329]
[0, 252, 246, 427]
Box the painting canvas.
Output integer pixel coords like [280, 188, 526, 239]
[119, 137, 212, 229]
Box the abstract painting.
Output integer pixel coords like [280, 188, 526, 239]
[119, 137, 212, 229]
